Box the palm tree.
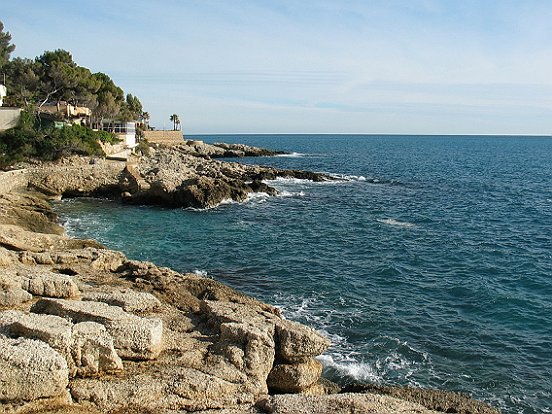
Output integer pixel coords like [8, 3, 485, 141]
[139, 111, 150, 131]
[169, 113, 180, 131]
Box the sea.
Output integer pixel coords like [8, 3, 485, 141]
[53, 135, 552, 414]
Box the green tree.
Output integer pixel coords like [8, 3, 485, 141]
[125, 94, 143, 119]
[2, 57, 41, 107]
[0, 21, 16, 69]
[170, 113, 180, 131]
[34, 49, 99, 108]
[90, 72, 125, 128]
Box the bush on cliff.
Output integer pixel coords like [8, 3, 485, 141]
[0, 111, 116, 169]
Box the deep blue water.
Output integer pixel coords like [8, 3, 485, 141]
[54, 135, 552, 414]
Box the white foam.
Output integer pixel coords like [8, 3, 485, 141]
[279, 190, 305, 198]
[328, 173, 368, 182]
[192, 269, 210, 278]
[377, 218, 416, 228]
[265, 177, 313, 185]
[317, 355, 381, 383]
[275, 152, 305, 158]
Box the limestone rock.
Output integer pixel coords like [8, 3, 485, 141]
[71, 321, 123, 376]
[275, 319, 330, 363]
[0, 310, 73, 352]
[32, 298, 163, 360]
[19, 269, 80, 299]
[260, 393, 444, 414]
[0, 310, 122, 378]
[0, 275, 33, 306]
[81, 288, 161, 313]
[0, 334, 69, 402]
[267, 359, 323, 392]
[218, 321, 276, 392]
[0, 246, 16, 266]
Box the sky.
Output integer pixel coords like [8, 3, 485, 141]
[2, 0, 552, 135]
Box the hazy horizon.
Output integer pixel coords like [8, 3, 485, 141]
[3, 1, 552, 135]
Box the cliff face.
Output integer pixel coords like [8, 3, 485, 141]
[0, 148, 500, 414]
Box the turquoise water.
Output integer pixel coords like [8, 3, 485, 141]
[54, 135, 552, 413]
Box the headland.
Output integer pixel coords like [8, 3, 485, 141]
[0, 141, 499, 413]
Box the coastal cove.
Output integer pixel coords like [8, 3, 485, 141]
[55, 134, 552, 414]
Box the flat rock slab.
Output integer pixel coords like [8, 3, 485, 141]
[32, 298, 163, 360]
[0, 334, 69, 402]
[81, 288, 161, 313]
[262, 393, 443, 414]
[19, 269, 80, 299]
[0, 310, 73, 351]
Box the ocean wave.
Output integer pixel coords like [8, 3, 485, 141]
[318, 355, 382, 383]
[329, 173, 368, 182]
[377, 218, 416, 228]
[279, 190, 306, 198]
[265, 177, 313, 185]
[274, 152, 305, 158]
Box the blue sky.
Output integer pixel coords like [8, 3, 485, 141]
[3, 0, 552, 134]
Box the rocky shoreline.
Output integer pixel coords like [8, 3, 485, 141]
[0, 143, 500, 413]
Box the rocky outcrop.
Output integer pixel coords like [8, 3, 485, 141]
[27, 143, 333, 209]
[212, 142, 287, 158]
[0, 155, 500, 414]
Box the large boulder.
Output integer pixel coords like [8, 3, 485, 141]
[0, 310, 73, 353]
[0, 335, 69, 402]
[32, 298, 163, 360]
[274, 319, 330, 363]
[267, 359, 323, 393]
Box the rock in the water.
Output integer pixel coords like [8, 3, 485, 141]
[267, 359, 323, 392]
[0, 334, 69, 402]
[81, 288, 161, 313]
[32, 298, 163, 360]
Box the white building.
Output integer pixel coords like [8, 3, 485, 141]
[97, 121, 137, 148]
[0, 84, 7, 107]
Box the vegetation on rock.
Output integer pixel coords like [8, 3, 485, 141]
[0, 20, 144, 169]
[0, 110, 117, 169]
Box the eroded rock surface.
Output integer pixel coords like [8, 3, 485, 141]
[0, 335, 69, 402]
[32, 298, 163, 360]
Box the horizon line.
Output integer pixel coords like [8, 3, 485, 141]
[184, 132, 552, 137]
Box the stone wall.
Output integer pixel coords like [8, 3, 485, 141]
[0, 108, 22, 131]
[143, 130, 183, 145]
